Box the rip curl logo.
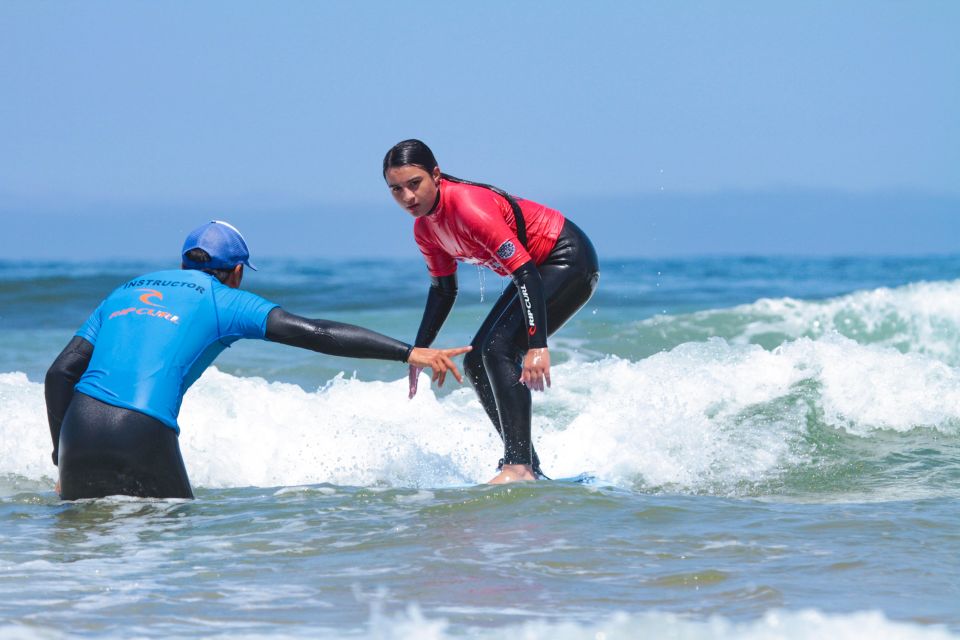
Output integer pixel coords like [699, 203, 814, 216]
[519, 283, 537, 336]
[138, 289, 165, 307]
[496, 240, 516, 261]
[108, 289, 181, 325]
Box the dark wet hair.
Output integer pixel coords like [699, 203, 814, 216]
[382, 139, 509, 195]
[382, 139, 530, 248]
[382, 139, 439, 177]
[183, 248, 233, 284]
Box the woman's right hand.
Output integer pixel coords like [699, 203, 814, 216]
[521, 347, 551, 391]
[406, 346, 472, 396]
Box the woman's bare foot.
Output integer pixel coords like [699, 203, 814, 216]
[487, 463, 537, 484]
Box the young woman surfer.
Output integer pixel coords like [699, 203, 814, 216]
[383, 140, 599, 483]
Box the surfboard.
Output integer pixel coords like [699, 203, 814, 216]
[549, 472, 596, 484]
[445, 472, 596, 489]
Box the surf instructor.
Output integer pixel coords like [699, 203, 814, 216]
[45, 220, 470, 500]
[383, 140, 600, 484]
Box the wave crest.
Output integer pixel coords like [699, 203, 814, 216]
[4, 329, 959, 499]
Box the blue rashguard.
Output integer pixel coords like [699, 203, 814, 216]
[73, 269, 278, 432]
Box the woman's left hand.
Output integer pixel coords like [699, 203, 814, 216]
[407, 365, 423, 399]
[521, 347, 551, 391]
[407, 346, 472, 389]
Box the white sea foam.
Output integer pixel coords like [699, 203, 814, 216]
[3, 331, 959, 493]
[654, 278, 960, 363]
[0, 372, 56, 484]
[2, 608, 955, 640]
[362, 606, 959, 640]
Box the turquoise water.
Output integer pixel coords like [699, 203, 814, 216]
[1, 257, 959, 638]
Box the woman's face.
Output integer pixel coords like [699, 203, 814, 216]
[385, 165, 441, 218]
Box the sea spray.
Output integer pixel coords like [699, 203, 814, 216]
[610, 279, 960, 363]
[363, 607, 960, 640]
[5, 334, 960, 500]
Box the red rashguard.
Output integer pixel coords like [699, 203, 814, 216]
[413, 179, 566, 277]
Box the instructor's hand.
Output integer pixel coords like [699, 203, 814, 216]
[521, 347, 551, 392]
[407, 346, 472, 394]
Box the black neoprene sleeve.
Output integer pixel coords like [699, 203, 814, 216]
[510, 261, 549, 349]
[414, 274, 458, 348]
[265, 308, 413, 362]
[45, 336, 94, 465]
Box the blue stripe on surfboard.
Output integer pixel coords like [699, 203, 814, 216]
[549, 472, 596, 484]
[443, 472, 597, 489]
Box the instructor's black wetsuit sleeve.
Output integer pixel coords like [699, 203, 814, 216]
[511, 261, 548, 349]
[414, 274, 458, 348]
[45, 336, 94, 466]
[265, 308, 413, 362]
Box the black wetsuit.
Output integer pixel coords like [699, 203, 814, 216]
[46, 308, 414, 500]
[415, 218, 599, 471]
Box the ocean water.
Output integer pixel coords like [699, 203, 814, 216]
[1, 256, 959, 639]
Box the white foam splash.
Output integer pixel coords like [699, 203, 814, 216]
[3, 331, 959, 492]
[361, 606, 959, 640]
[0, 606, 954, 640]
[656, 279, 960, 363]
[0, 372, 55, 485]
[177, 370, 499, 489]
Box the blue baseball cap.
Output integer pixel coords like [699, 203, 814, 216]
[181, 220, 258, 271]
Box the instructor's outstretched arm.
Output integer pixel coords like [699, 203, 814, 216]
[264, 308, 470, 387]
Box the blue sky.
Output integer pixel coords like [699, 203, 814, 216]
[2, 2, 958, 259]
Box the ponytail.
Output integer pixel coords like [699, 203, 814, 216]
[440, 174, 529, 250]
